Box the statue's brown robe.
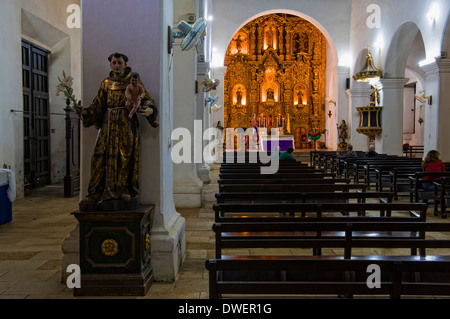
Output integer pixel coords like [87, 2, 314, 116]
[82, 67, 155, 201]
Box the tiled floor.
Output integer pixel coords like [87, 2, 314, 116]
[0, 167, 218, 299]
[1, 163, 449, 299]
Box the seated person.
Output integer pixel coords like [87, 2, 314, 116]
[341, 144, 357, 158]
[422, 150, 446, 191]
[366, 145, 378, 157]
[338, 144, 357, 175]
[279, 147, 295, 160]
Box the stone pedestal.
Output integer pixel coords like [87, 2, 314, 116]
[72, 205, 154, 296]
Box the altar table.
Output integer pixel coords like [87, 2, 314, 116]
[261, 136, 294, 152]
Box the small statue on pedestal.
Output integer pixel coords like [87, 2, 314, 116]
[337, 120, 348, 151]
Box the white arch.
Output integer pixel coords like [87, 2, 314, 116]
[213, 9, 341, 149]
[441, 12, 450, 53]
[219, 9, 339, 67]
[384, 22, 423, 78]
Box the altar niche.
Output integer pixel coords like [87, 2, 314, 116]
[223, 13, 327, 149]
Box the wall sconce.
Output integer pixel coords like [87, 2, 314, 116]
[415, 92, 432, 105]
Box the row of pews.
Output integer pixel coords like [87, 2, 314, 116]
[205, 151, 450, 299]
[312, 150, 450, 217]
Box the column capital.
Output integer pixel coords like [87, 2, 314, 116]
[379, 77, 409, 89]
[346, 87, 373, 98]
[420, 58, 450, 75]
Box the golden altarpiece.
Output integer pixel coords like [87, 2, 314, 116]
[224, 14, 327, 149]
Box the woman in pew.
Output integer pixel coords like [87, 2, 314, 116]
[422, 150, 446, 191]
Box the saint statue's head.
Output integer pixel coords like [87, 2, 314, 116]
[108, 52, 129, 78]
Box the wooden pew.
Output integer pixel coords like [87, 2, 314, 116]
[220, 161, 309, 167]
[356, 159, 422, 186]
[218, 172, 336, 179]
[213, 202, 426, 220]
[205, 256, 450, 299]
[218, 183, 366, 193]
[213, 219, 433, 258]
[386, 165, 450, 199]
[207, 221, 450, 299]
[215, 191, 394, 204]
[433, 177, 450, 218]
[409, 172, 450, 203]
[374, 165, 422, 193]
[219, 167, 325, 174]
[343, 157, 418, 182]
[218, 178, 351, 186]
[403, 145, 424, 158]
[310, 151, 336, 168]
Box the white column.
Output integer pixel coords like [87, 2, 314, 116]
[173, 44, 203, 208]
[378, 78, 409, 156]
[421, 59, 450, 161]
[330, 66, 350, 149]
[346, 85, 373, 151]
[196, 61, 212, 183]
[209, 66, 226, 168]
[211, 66, 226, 129]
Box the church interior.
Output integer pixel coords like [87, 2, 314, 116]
[0, 0, 450, 302]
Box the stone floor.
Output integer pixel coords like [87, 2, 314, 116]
[0, 167, 218, 299]
[0, 163, 449, 299]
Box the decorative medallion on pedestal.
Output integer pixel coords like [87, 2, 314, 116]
[72, 205, 154, 296]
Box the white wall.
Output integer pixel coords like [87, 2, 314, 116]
[0, 0, 80, 199]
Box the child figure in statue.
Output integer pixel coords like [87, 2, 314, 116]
[125, 73, 145, 119]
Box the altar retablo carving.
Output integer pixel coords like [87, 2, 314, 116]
[223, 13, 327, 149]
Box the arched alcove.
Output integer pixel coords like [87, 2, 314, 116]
[216, 10, 339, 150]
[384, 22, 423, 78]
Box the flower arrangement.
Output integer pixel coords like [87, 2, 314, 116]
[307, 129, 321, 141]
[55, 70, 80, 107]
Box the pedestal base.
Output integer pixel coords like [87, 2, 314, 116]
[72, 205, 154, 296]
[74, 266, 153, 296]
[338, 143, 348, 152]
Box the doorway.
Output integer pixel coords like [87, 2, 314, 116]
[22, 40, 51, 192]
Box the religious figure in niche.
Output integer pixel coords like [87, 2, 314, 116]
[294, 33, 309, 54]
[73, 52, 158, 210]
[266, 27, 274, 48]
[267, 87, 275, 100]
[297, 89, 304, 106]
[236, 88, 243, 105]
[235, 35, 243, 53]
[370, 86, 380, 106]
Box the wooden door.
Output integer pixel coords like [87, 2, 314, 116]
[22, 40, 51, 191]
